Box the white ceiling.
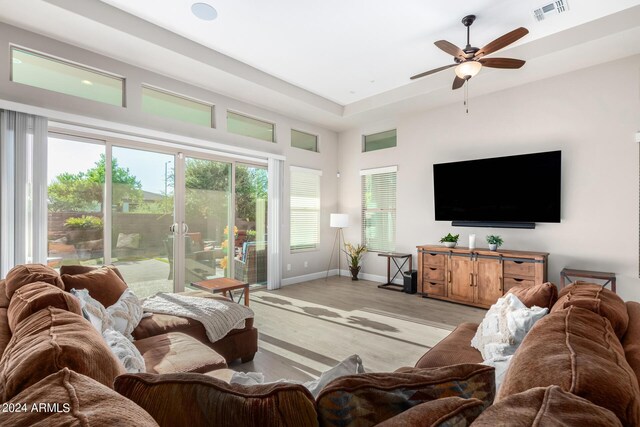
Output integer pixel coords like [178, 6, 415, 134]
[1, 0, 640, 130]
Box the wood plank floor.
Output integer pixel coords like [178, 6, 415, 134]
[230, 276, 486, 382]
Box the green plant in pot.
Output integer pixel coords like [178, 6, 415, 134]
[64, 215, 103, 243]
[439, 233, 459, 248]
[486, 235, 503, 251]
[343, 242, 367, 281]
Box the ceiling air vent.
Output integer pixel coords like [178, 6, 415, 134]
[533, 0, 569, 22]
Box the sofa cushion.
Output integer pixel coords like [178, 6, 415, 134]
[61, 266, 128, 308]
[497, 306, 640, 426]
[376, 396, 484, 427]
[0, 280, 9, 309]
[506, 282, 558, 310]
[0, 307, 125, 402]
[133, 311, 253, 340]
[2, 368, 159, 426]
[552, 281, 628, 339]
[0, 308, 9, 357]
[7, 282, 82, 332]
[60, 264, 126, 283]
[473, 385, 622, 426]
[317, 364, 495, 427]
[4, 264, 63, 300]
[115, 372, 318, 427]
[414, 322, 482, 369]
[134, 332, 227, 374]
[623, 301, 640, 386]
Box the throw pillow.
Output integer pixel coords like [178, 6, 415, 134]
[116, 233, 141, 249]
[70, 288, 113, 333]
[115, 372, 318, 427]
[103, 329, 146, 374]
[376, 396, 485, 427]
[107, 289, 144, 341]
[316, 363, 495, 427]
[0, 307, 125, 402]
[7, 281, 82, 333]
[474, 385, 622, 426]
[229, 354, 366, 399]
[506, 282, 558, 310]
[60, 264, 126, 283]
[4, 264, 64, 299]
[61, 266, 128, 307]
[471, 293, 547, 360]
[2, 368, 158, 426]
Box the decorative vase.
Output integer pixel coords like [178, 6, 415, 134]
[443, 242, 457, 248]
[488, 244, 497, 251]
[349, 266, 361, 281]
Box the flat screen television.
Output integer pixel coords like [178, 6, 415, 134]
[433, 151, 561, 227]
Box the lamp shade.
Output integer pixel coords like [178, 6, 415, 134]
[330, 213, 349, 228]
[455, 61, 482, 79]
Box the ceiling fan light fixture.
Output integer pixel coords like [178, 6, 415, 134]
[455, 61, 482, 79]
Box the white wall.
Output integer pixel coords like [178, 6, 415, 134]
[338, 55, 640, 301]
[0, 22, 339, 282]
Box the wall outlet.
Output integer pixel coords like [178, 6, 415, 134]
[304, 261, 308, 268]
[286, 264, 291, 271]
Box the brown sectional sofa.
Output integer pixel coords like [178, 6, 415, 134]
[417, 281, 640, 426]
[1, 263, 638, 426]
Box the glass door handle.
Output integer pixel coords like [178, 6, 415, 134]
[169, 223, 179, 233]
[182, 222, 189, 234]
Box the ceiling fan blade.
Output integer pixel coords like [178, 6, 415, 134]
[475, 27, 529, 58]
[410, 63, 457, 80]
[452, 76, 466, 90]
[434, 40, 466, 59]
[479, 58, 525, 69]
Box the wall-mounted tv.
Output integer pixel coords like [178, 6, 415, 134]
[433, 151, 561, 228]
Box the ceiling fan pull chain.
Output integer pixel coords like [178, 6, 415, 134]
[464, 81, 469, 114]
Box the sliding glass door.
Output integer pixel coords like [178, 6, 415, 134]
[46, 132, 268, 293]
[182, 156, 231, 287]
[234, 163, 268, 286]
[47, 135, 106, 269]
[110, 146, 175, 297]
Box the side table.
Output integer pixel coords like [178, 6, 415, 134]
[190, 277, 250, 306]
[377, 252, 412, 292]
[560, 268, 616, 293]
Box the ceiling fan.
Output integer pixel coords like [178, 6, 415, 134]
[410, 15, 529, 90]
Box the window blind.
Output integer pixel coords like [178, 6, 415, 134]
[361, 167, 397, 252]
[290, 166, 321, 251]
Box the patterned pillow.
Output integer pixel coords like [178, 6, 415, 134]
[103, 329, 146, 374]
[376, 396, 484, 427]
[107, 289, 143, 341]
[316, 363, 495, 427]
[70, 288, 113, 333]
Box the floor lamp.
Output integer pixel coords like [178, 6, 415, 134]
[326, 213, 349, 280]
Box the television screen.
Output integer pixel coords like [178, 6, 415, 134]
[433, 151, 561, 223]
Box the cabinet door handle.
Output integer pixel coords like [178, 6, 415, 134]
[469, 272, 473, 287]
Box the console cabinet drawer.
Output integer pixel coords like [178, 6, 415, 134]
[503, 277, 535, 291]
[423, 281, 445, 296]
[503, 260, 536, 277]
[423, 266, 445, 281]
[423, 252, 445, 268]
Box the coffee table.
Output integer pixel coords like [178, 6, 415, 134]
[190, 277, 250, 306]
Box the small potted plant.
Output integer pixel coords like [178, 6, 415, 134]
[439, 233, 459, 248]
[486, 235, 504, 251]
[343, 242, 367, 281]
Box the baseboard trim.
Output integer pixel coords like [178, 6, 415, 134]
[281, 269, 339, 286]
[281, 269, 404, 287]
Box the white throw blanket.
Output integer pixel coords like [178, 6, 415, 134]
[142, 293, 254, 343]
